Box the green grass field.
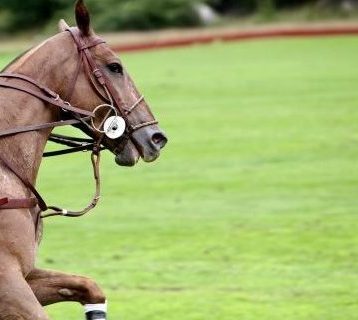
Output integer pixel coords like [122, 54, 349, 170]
[1, 36, 358, 320]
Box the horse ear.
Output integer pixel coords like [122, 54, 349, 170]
[58, 19, 70, 32]
[75, 0, 91, 36]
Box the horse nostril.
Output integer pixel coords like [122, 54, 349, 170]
[152, 132, 168, 149]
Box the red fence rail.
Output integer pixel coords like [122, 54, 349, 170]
[111, 25, 358, 53]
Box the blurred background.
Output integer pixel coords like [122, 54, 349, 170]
[0, 0, 358, 34]
[0, 1, 357, 320]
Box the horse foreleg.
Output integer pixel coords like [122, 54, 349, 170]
[0, 268, 49, 320]
[26, 268, 107, 319]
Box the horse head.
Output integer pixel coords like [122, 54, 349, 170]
[58, 0, 167, 166]
[0, 0, 168, 215]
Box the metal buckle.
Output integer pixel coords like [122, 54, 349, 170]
[91, 104, 118, 134]
[61, 101, 71, 113]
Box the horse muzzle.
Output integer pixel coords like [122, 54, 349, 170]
[114, 125, 167, 166]
[132, 125, 168, 162]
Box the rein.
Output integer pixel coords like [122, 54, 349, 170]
[0, 27, 157, 218]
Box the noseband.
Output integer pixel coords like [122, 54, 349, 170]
[0, 27, 158, 218]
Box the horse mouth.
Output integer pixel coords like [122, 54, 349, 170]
[113, 126, 167, 167]
[115, 154, 139, 167]
[114, 140, 161, 167]
[114, 140, 140, 167]
[143, 152, 160, 163]
[114, 147, 160, 166]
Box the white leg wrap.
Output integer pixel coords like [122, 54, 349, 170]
[84, 301, 107, 320]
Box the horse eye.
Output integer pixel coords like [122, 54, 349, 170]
[107, 63, 123, 75]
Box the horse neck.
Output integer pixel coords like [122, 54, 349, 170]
[0, 33, 77, 190]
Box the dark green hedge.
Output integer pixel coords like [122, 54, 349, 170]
[0, 0, 325, 33]
[0, 0, 67, 30]
[86, 0, 200, 31]
[0, 0, 202, 32]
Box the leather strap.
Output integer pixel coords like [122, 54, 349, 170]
[43, 144, 103, 157]
[44, 133, 105, 157]
[49, 133, 94, 146]
[0, 155, 47, 211]
[0, 79, 94, 117]
[0, 197, 37, 209]
[69, 28, 158, 133]
[0, 73, 61, 97]
[63, 54, 82, 102]
[0, 198, 8, 206]
[41, 151, 101, 218]
[66, 27, 159, 134]
[0, 117, 91, 139]
[67, 28, 111, 104]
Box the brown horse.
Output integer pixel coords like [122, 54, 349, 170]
[0, 1, 167, 319]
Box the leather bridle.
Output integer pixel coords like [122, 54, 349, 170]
[0, 27, 158, 218]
